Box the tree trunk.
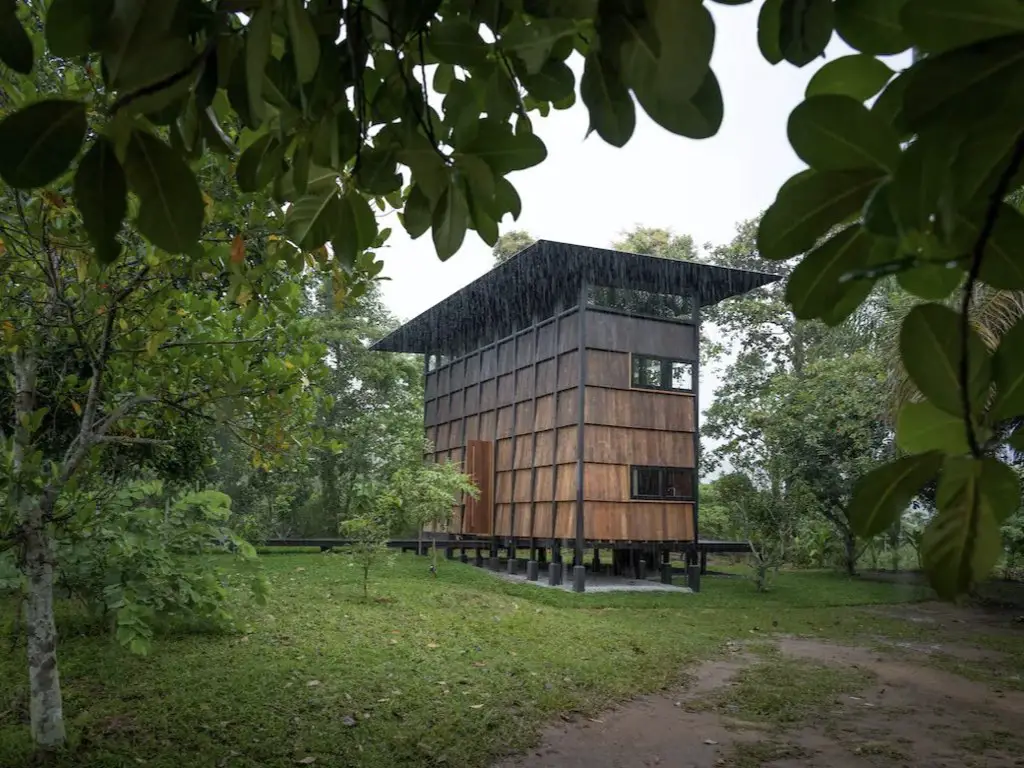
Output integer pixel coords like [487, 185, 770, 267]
[23, 505, 66, 748]
[844, 529, 857, 576]
[12, 350, 66, 748]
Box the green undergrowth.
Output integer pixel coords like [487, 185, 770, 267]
[0, 553, 937, 767]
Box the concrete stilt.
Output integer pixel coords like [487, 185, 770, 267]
[526, 560, 539, 581]
[637, 558, 647, 581]
[507, 557, 519, 575]
[687, 564, 701, 592]
[572, 565, 586, 593]
[548, 561, 563, 586]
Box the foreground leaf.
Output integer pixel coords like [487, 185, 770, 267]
[74, 138, 127, 264]
[757, 0, 784, 64]
[432, 180, 469, 260]
[895, 401, 971, 456]
[46, 0, 113, 57]
[806, 54, 894, 101]
[779, 0, 834, 66]
[757, 169, 883, 260]
[0, 4, 33, 74]
[285, 0, 320, 84]
[958, 204, 1024, 292]
[902, 34, 1024, 133]
[0, 100, 87, 189]
[286, 182, 340, 250]
[898, 303, 991, 418]
[786, 225, 874, 320]
[848, 452, 942, 538]
[124, 130, 204, 254]
[580, 52, 635, 147]
[924, 456, 1017, 598]
[787, 95, 900, 172]
[834, 0, 911, 55]
[991, 316, 1024, 420]
[901, 0, 1024, 54]
[464, 119, 547, 175]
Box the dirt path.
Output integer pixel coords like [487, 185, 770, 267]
[495, 603, 1024, 768]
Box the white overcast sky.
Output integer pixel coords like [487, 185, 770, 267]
[375, 4, 908, 453]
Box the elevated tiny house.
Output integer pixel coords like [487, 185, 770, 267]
[372, 240, 777, 590]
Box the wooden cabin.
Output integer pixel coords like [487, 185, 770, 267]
[371, 240, 778, 590]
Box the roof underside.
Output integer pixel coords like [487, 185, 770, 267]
[371, 239, 780, 355]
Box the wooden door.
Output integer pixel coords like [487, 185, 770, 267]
[463, 440, 493, 535]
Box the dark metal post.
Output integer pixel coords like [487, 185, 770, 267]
[549, 311, 562, 548]
[507, 331, 521, 569]
[573, 278, 587, 592]
[691, 290, 702, 571]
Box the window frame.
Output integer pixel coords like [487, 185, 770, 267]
[629, 353, 694, 393]
[629, 465, 695, 501]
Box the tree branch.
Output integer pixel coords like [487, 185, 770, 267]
[93, 436, 173, 447]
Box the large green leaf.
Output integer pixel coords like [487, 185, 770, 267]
[952, 119, 1024, 208]
[0, 100, 87, 189]
[432, 179, 469, 260]
[464, 119, 547, 175]
[521, 59, 575, 103]
[806, 54, 894, 102]
[991, 316, 1024, 420]
[785, 224, 874, 320]
[779, 0, 834, 67]
[401, 184, 432, 239]
[757, 169, 884, 260]
[102, 0, 193, 93]
[899, 303, 992, 418]
[958, 205, 1024, 292]
[580, 52, 635, 148]
[621, 0, 714, 105]
[0, 3, 33, 74]
[46, 0, 113, 57]
[902, 34, 1024, 133]
[861, 180, 897, 237]
[834, 0, 911, 55]
[332, 195, 360, 269]
[870, 71, 911, 138]
[236, 134, 274, 193]
[494, 176, 522, 221]
[428, 17, 488, 66]
[634, 68, 723, 140]
[285, 181, 340, 250]
[123, 130, 204, 254]
[284, 0, 320, 84]
[355, 147, 403, 196]
[848, 452, 942, 538]
[889, 129, 961, 237]
[901, 0, 1024, 54]
[500, 17, 578, 74]
[896, 401, 971, 455]
[245, 6, 272, 124]
[73, 138, 127, 264]
[924, 456, 1017, 598]
[757, 0, 784, 64]
[346, 189, 378, 251]
[896, 264, 962, 300]
[787, 95, 900, 172]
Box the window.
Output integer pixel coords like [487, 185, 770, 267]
[631, 466, 695, 501]
[631, 354, 694, 392]
[587, 285, 693, 321]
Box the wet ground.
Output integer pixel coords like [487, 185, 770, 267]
[495, 601, 1024, 768]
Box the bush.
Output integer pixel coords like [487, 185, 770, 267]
[54, 481, 268, 653]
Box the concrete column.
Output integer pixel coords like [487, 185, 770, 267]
[687, 564, 701, 592]
[548, 561, 563, 586]
[507, 557, 519, 575]
[526, 560, 539, 581]
[572, 565, 586, 593]
[637, 559, 647, 581]
[661, 562, 673, 584]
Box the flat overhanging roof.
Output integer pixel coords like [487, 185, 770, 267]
[371, 239, 780, 354]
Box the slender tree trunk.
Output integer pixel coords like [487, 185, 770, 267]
[844, 529, 857, 576]
[23, 500, 66, 748]
[12, 351, 66, 748]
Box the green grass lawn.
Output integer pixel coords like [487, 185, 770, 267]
[0, 553, 935, 767]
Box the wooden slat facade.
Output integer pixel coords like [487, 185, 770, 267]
[421, 299, 699, 543]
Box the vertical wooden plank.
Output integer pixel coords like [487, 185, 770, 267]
[549, 311, 562, 551]
[692, 289, 701, 548]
